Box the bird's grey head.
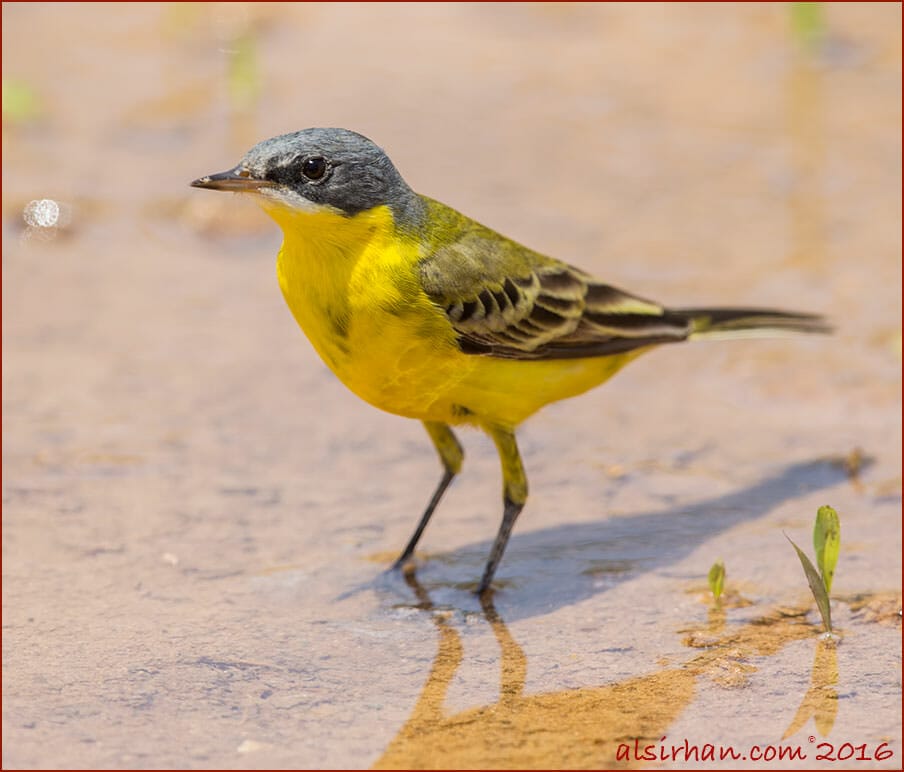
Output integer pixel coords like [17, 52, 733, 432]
[191, 128, 420, 222]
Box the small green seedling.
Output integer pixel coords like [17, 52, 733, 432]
[227, 31, 260, 112]
[708, 560, 725, 602]
[790, 2, 825, 52]
[814, 505, 840, 593]
[2, 79, 41, 123]
[786, 505, 840, 635]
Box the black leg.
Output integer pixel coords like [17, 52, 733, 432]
[476, 497, 524, 594]
[394, 421, 463, 568]
[477, 425, 528, 595]
[394, 467, 455, 567]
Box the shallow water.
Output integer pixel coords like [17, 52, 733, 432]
[2, 3, 901, 769]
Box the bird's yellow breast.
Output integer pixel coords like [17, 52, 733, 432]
[269, 203, 639, 428]
[271, 204, 473, 419]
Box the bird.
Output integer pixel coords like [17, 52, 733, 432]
[191, 127, 828, 595]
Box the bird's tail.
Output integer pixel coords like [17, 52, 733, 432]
[679, 307, 832, 341]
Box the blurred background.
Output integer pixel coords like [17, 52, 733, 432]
[3, 3, 901, 769]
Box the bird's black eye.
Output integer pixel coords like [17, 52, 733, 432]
[301, 156, 327, 181]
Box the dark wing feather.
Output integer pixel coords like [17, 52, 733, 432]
[417, 204, 690, 360]
[452, 266, 693, 360]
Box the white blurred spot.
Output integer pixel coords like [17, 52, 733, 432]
[23, 198, 60, 228]
[237, 739, 264, 754]
[161, 552, 179, 566]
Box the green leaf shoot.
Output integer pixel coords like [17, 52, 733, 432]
[786, 533, 832, 634]
[813, 505, 840, 594]
[790, 3, 825, 52]
[2, 79, 41, 123]
[227, 31, 259, 112]
[708, 560, 725, 602]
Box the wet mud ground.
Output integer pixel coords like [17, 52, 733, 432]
[2, 3, 901, 769]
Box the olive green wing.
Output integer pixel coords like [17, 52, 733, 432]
[417, 217, 691, 361]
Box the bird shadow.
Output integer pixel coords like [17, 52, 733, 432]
[371, 567, 833, 768]
[363, 456, 857, 621]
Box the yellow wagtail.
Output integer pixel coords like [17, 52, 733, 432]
[192, 128, 828, 594]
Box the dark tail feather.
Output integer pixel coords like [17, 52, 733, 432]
[680, 307, 832, 340]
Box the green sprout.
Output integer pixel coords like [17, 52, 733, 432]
[786, 505, 841, 635]
[227, 30, 259, 112]
[708, 560, 725, 602]
[2, 79, 41, 123]
[790, 3, 825, 53]
[814, 505, 840, 593]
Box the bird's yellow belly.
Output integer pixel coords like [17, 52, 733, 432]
[280, 269, 645, 428]
[304, 306, 643, 428]
[439, 351, 645, 427]
[331, 313, 479, 422]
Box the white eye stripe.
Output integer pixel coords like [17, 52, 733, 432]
[257, 186, 344, 216]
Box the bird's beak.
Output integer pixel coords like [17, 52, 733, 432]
[190, 166, 273, 192]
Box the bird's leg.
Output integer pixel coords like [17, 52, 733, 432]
[394, 421, 463, 568]
[477, 425, 528, 595]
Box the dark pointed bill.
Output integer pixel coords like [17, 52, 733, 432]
[190, 166, 273, 192]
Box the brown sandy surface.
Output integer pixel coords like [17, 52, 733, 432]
[2, 3, 901, 769]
